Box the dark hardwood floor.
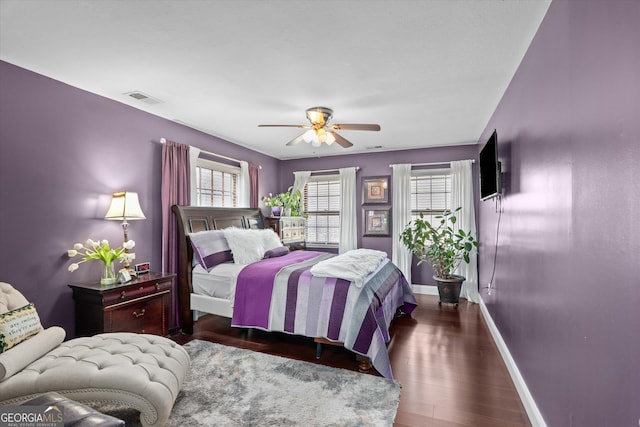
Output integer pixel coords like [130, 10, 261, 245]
[171, 293, 531, 427]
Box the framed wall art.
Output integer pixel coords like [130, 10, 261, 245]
[363, 208, 391, 237]
[362, 175, 390, 204]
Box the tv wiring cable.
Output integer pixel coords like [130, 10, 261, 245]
[481, 196, 502, 294]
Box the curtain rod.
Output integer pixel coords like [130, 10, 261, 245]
[299, 166, 361, 175]
[389, 159, 475, 167]
[160, 138, 261, 169]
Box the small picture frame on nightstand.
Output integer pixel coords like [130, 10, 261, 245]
[135, 262, 150, 275]
[118, 268, 132, 284]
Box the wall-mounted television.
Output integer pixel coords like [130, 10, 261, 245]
[479, 130, 501, 200]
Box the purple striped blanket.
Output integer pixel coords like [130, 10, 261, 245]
[231, 250, 417, 380]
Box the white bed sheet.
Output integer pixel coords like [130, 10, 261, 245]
[192, 262, 246, 306]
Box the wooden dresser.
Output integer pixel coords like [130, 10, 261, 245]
[69, 272, 174, 337]
[265, 216, 307, 250]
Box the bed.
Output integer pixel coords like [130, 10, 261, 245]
[172, 205, 417, 379]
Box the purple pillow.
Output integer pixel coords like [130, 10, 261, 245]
[263, 246, 290, 259]
[189, 230, 233, 269]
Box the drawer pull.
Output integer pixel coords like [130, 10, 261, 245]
[156, 283, 160, 291]
[120, 291, 126, 300]
[132, 309, 146, 318]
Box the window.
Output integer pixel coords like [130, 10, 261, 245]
[410, 169, 451, 225]
[194, 158, 238, 207]
[304, 175, 340, 246]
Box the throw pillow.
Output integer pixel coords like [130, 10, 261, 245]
[0, 303, 43, 353]
[263, 246, 290, 259]
[223, 228, 265, 265]
[189, 230, 234, 270]
[261, 229, 284, 252]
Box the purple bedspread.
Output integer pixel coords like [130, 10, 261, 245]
[231, 250, 327, 328]
[231, 250, 417, 380]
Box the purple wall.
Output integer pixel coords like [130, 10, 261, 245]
[0, 61, 279, 336]
[280, 144, 479, 285]
[478, 1, 640, 426]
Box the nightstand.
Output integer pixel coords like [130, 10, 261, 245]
[265, 216, 306, 250]
[69, 272, 174, 337]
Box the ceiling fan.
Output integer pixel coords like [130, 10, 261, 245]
[258, 106, 381, 148]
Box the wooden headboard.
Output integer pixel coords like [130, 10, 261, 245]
[171, 205, 265, 333]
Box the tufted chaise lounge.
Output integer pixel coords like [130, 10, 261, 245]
[0, 282, 190, 427]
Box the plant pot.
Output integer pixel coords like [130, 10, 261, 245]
[433, 274, 465, 306]
[271, 206, 282, 216]
[283, 207, 291, 216]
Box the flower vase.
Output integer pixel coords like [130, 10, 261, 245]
[271, 206, 283, 217]
[283, 207, 292, 216]
[100, 261, 117, 285]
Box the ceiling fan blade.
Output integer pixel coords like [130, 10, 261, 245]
[331, 123, 381, 131]
[286, 134, 306, 146]
[258, 124, 311, 128]
[331, 132, 354, 148]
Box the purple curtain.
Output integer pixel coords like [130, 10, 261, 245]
[161, 140, 190, 329]
[249, 163, 259, 208]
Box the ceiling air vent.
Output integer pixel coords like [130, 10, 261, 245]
[123, 91, 163, 105]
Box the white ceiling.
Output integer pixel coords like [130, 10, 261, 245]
[0, 0, 550, 160]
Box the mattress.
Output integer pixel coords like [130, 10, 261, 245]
[192, 262, 246, 304]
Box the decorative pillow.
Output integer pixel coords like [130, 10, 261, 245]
[0, 303, 43, 353]
[263, 246, 290, 259]
[189, 230, 234, 270]
[223, 228, 266, 265]
[261, 229, 284, 252]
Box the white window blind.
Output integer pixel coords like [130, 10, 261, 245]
[410, 168, 451, 225]
[195, 158, 239, 207]
[304, 175, 340, 245]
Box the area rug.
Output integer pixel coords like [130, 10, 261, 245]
[100, 339, 401, 426]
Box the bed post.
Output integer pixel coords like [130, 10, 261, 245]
[172, 205, 194, 334]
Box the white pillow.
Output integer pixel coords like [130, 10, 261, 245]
[0, 326, 65, 380]
[223, 228, 265, 265]
[261, 229, 283, 252]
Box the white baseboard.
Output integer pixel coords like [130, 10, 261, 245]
[479, 298, 547, 427]
[411, 284, 438, 295]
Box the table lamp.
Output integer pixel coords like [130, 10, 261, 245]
[105, 191, 146, 270]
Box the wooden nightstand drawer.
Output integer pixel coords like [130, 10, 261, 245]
[106, 293, 167, 335]
[102, 279, 172, 305]
[69, 272, 174, 337]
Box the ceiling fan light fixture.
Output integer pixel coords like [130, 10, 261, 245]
[303, 129, 316, 143]
[306, 107, 333, 125]
[316, 127, 327, 143]
[258, 106, 378, 149]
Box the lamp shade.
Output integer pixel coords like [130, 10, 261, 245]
[105, 192, 146, 220]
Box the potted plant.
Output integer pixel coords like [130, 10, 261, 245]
[262, 193, 284, 216]
[400, 207, 478, 305]
[264, 187, 304, 217]
[279, 186, 303, 217]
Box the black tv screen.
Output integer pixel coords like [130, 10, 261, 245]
[479, 130, 501, 200]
